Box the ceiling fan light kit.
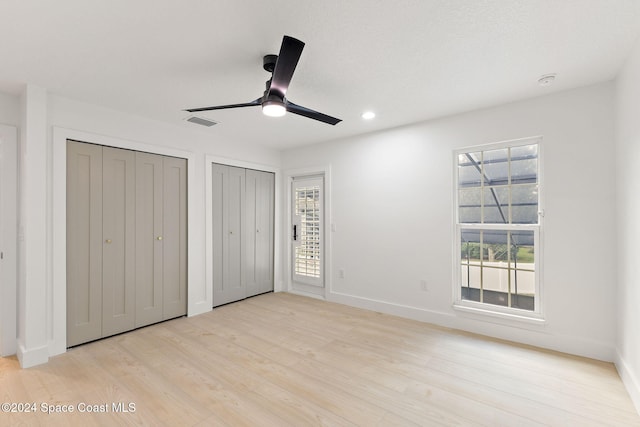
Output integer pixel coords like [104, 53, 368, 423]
[262, 99, 287, 117]
[185, 35, 342, 125]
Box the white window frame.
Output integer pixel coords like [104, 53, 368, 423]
[453, 136, 544, 322]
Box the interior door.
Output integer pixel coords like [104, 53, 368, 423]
[102, 146, 136, 336]
[67, 141, 103, 347]
[291, 176, 324, 288]
[246, 169, 275, 297]
[135, 152, 164, 327]
[212, 164, 246, 307]
[162, 156, 188, 319]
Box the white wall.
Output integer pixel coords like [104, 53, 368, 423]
[0, 92, 19, 126]
[18, 86, 49, 368]
[615, 36, 640, 413]
[282, 82, 617, 361]
[14, 89, 281, 366]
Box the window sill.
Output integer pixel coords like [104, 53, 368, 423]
[453, 303, 546, 326]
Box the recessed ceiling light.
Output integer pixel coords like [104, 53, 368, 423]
[538, 73, 556, 87]
[361, 111, 375, 120]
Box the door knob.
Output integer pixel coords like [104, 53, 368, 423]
[157, 236, 163, 241]
[105, 239, 112, 244]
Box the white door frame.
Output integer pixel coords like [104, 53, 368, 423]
[0, 124, 18, 356]
[284, 165, 331, 299]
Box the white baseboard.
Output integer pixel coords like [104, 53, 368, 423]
[288, 288, 326, 301]
[327, 291, 453, 325]
[188, 300, 212, 318]
[615, 351, 640, 415]
[17, 342, 49, 368]
[326, 290, 615, 362]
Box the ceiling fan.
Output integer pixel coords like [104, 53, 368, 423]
[185, 35, 341, 125]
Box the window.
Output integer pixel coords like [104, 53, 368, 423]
[455, 138, 542, 318]
[291, 176, 324, 287]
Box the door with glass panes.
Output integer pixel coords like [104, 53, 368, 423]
[291, 176, 324, 288]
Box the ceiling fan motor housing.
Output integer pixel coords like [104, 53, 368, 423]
[263, 54, 278, 73]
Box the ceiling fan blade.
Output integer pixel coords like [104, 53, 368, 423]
[286, 100, 342, 125]
[184, 98, 261, 113]
[268, 36, 305, 99]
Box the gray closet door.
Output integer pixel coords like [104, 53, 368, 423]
[67, 141, 103, 347]
[212, 164, 246, 307]
[135, 152, 164, 327]
[162, 156, 187, 319]
[68, 141, 188, 347]
[102, 147, 136, 336]
[245, 169, 275, 297]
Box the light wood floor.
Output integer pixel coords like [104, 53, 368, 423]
[1, 292, 638, 426]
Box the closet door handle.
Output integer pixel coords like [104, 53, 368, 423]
[293, 225, 297, 241]
[157, 236, 163, 241]
[105, 239, 112, 244]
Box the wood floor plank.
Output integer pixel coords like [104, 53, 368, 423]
[0, 292, 638, 426]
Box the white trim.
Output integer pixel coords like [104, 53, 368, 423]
[453, 136, 544, 320]
[51, 127, 204, 356]
[0, 124, 18, 357]
[453, 135, 544, 155]
[452, 303, 545, 325]
[204, 155, 282, 306]
[16, 342, 49, 369]
[615, 351, 640, 415]
[283, 165, 332, 300]
[327, 290, 613, 362]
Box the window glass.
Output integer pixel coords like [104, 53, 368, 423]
[456, 142, 540, 314]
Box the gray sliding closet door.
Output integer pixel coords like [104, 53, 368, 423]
[67, 141, 103, 347]
[212, 164, 246, 307]
[102, 147, 136, 337]
[162, 156, 188, 319]
[135, 152, 164, 327]
[212, 164, 274, 307]
[245, 169, 275, 298]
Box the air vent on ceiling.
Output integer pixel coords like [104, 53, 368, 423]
[185, 116, 218, 127]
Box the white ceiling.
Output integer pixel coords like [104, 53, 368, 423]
[1, 0, 639, 150]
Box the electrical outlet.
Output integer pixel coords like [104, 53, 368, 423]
[338, 269, 345, 279]
[420, 280, 428, 291]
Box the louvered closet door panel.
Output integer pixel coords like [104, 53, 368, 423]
[67, 141, 103, 347]
[245, 170, 274, 297]
[212, 164, 246, 307]
[135, 152, 164, 327]
[102, 147, 136, 337]
[162, 156, 187, 319]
